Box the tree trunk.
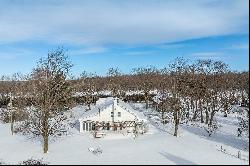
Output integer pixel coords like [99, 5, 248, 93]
[173, 110, 179, 137]
[88, 103, 91, 110]
[191, 98, 194, 110]
[11, 112, 14, 135]
[205, 109, 209, 124]
[223, 102, 228, 117]
[200, 109, 204, 123]
[186, 101, 190, 119]
[195, 100, 198, 113]
[162, 110, 164, 124]
[192, 108, 198, 121]
[145, 92, 149, 109]
[199, 100, 204, 123]
[11, 122, 14, 135]
[146, 100, 148, 109]
[205, 101, 209, 124]
[43, 111, 49, 154]
[112, 104, 115, 131]
[43, 134, 48, 154]
[209, 110, 216, 126]
[205, 112, 209, 124]
[192, 100, 198, 121]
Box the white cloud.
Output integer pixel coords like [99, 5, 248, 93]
[0, 0, 248, 46]
[0, 48, 35, 60]
[190, 52, 226, 59]
[69, 46, 107, 56]
[0, 54, 18, 60]
[120, 50, 157, 56]
[224, 43, 249, 50]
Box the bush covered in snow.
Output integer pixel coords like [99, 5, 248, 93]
[0, 108, 28, 124]
[0, 160, 5, 165]
[204, 122, 219, 137]
[18, 158, 48, 165]
[237, 116, 249, 138]
[0, 108, 7, 123]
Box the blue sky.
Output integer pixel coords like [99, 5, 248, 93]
[0, 0, 249, 76]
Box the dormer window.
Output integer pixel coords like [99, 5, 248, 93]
[111, 112, 114, 117]
[118, 112, 121, 117]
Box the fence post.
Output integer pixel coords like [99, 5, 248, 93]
[238, 151, 241, 159]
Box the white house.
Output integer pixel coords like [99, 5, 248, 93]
[79, 97, 148, 133]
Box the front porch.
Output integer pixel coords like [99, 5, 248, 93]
[80, 120, 147, 135]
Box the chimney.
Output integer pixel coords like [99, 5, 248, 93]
[114, 97, 118, 106]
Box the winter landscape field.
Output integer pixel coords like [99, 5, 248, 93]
[0, 0, 249, 165]
[0, 102, 249, 165]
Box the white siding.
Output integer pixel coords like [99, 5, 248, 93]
[79, 98, 147, 132]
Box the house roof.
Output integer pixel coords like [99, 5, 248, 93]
[117, 99, 147, 121]
[79, 97, 114, 121]
[79, 97, 147, 122]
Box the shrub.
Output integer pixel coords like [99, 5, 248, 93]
[18, 158, 48, 165]
[0, 160, 6, 165]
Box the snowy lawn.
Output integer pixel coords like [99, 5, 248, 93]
[0, 106, 249, 165]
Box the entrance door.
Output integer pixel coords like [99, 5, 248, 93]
[107, 123, 110, 130]
[86, 122, 89, 131]
[83, 122, 86, 131]
[89, 123, 92, 131]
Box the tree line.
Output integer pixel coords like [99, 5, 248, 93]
[0, 48, 249, 153]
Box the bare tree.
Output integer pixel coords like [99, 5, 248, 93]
[79, 71, 97, 110]
[0, 73, 27, 134]
[106, 67, 123, 97]
[132, 66, 159, 109]
[23, 48, 73, 153]
[169, 57, 188, 137]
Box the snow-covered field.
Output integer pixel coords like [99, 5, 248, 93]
[0, 105, 249, 165]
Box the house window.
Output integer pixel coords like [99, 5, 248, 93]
[86, 123, 89, 131]
[107, 123, 110, 130]
[83, 122, 93, 131]
[83, 122, 86, 131]
[118, 112, 121, 117]
[111, 112, 114, 117]
[92, 123, 96, 130]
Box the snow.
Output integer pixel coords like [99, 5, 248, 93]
[0, 104, 249, 165]
[78, 97, 147, 122]
[118, 99, 147, 121]
[125, 89, 159, 96]
[78, 97, 114, 121]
